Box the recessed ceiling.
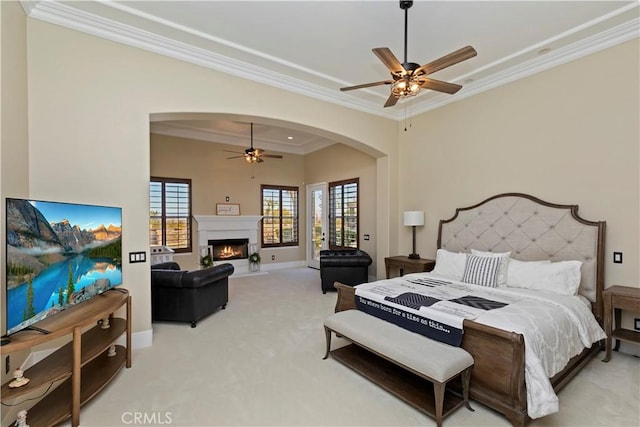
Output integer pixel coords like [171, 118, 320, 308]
[22, 1, 639, 154]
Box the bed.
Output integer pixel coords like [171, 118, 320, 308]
[333, 193, 606, 426]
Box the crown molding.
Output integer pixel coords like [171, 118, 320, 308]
[408, 16, 640, 117]
[24, 1, 639, 122]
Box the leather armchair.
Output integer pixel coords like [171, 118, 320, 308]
[319, 249, 372, 294]
[151, 262, 234, 327]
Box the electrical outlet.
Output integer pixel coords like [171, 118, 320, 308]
[271, 255, 276, 261]
[634, 318, 640, 331]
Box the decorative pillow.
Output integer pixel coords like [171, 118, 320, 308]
[461, 254, 502, 287]
[432, 249, 467, 280]
[470, 249, 510, 286]
[506, 260, 583, 296]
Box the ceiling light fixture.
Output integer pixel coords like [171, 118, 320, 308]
[340, 1, 476, 108]
[391, 76, 421, 98]
[225, 123, 283, 163]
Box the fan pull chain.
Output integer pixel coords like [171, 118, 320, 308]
[404, 101, 413, 132]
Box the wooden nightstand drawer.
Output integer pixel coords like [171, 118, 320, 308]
[385, 256, 435, 279]
[611, 294, 640, 312]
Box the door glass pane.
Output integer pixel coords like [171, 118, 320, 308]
[311, 189, 323, 261]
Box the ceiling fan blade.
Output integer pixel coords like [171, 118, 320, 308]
[340, 80, 393, 91]
[262, 154, 283, 159]
[383, 93, 399, 108]
[415, 46, 477, 76]
[372, 48, 406, 75]
[227, 155, 245, 159]
[418, 78, 462, 95]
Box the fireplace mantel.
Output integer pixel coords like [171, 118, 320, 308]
[193, 215, 263, 275]
[193, 215, 263, 231]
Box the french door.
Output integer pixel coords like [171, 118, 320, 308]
[306, 183, 327, 269]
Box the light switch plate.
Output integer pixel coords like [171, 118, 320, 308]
[129, 251, 147, 263]
[613, 252, 623, 264]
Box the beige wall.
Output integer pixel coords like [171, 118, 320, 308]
[151, 133, 306, 269]
[21, 20, 398, 340]
[398, 39, 639, 292]
[305, 143, 378, 274]
[0, 0, 31, 391]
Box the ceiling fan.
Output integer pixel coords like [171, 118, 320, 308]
[340, 0, 477, 108]
[225, 123, 283, 163]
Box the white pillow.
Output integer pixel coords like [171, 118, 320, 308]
[506, 260, 582, 296]
[471, 249, 511, 258]
[470, 249, 510, 286]
[461, 254, 502, 287]
[432, 249, 467, 280]
[506, 258, 551, 288]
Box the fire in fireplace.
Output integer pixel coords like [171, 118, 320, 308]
[208, 238, 249, 261]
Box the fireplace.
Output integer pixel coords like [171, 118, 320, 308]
[208, 238, 249, 261]
[194, 215, 262, 276]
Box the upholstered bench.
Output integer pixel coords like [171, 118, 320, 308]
[323, 310, 474, 427]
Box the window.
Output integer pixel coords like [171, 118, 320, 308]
[149, 177, 192, 253]
[261, 185, 299, 248]
[329, 178, 359, 249]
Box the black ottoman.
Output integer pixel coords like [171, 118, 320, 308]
[319, 249, 372, 294]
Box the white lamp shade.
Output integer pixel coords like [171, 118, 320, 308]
[403, 211, 424, 226]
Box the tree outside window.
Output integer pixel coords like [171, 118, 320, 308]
[261, 185, 298, 248]
[150, 177, 192, 253]
[329, 178, 359, 249]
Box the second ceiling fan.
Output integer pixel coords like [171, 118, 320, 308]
[340, 1, 477, 108]
[226, 123, 283, 163]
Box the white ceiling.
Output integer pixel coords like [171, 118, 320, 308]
[22, 1, 639, 154]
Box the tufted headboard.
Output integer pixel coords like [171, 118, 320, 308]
[437, 193, 606, 321]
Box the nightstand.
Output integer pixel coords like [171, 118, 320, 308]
[385, 256, 435, 279]
[602, 285, 640, 362]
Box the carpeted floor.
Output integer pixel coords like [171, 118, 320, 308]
[78, 267, 640, 427]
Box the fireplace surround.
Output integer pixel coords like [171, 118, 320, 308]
[194, 215, 262, 275]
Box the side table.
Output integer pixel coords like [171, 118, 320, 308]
[385, 256, 435, 279]
[602, 285, 640, 362]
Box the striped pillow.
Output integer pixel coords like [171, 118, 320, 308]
[461, 255, 502, 287]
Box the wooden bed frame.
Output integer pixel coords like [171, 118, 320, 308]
[333, 193, 606, 427]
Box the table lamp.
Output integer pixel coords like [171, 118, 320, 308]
[403, 211, 424, 260]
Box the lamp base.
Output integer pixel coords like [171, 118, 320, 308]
[408, 253, 420, 260]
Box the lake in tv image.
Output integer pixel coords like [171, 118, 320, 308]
[5, 198, 122, 335]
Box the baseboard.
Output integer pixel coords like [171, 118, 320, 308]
[259, 260, 306, 271]
[130, 328, 153, 349]
[619, 341, 640, 357]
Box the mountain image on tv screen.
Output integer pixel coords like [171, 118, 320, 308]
[5, 198, 122, 335]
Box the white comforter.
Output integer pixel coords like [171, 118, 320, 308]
[376, 272, 606, 419]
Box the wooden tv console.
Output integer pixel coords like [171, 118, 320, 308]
[1, 289, 131, 427]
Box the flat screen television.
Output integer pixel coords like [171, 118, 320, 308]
[5, 198, 122, 336]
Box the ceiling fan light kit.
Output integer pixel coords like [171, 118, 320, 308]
[225, 122, 283, 163]
[340, 0, 477, 108]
